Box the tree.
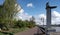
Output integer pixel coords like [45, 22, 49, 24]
[29, 16, 36, 28]
[0, 0, 21, 30]
[3, 0, 18, 19]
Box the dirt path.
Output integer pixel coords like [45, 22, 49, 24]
[14, 26, 42, 35]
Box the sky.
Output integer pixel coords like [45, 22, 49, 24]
[0, 0, 60, 25]
[17, 0, 60, 15]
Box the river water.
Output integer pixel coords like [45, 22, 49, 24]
[52, 27, 60, 32]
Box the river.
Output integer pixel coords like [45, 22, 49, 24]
[52, 27, 60, 32]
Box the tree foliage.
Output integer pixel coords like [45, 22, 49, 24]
[3, 0, 17, 19]
[14, 17, 36, 28]
[0, 0, 36, 31]
[0, 0, 21, 19]
[0, 0, 21, 30]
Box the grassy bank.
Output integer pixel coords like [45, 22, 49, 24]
[0, 27, 30, 35]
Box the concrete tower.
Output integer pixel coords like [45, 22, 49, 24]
[46, 2, 57, 28]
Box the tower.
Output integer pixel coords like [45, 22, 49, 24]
[46, 2, 57, 28]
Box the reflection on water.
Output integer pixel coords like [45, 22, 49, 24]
[52, 27, 60, 32]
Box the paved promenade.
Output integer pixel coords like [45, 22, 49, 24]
[14, 26, 43, 35]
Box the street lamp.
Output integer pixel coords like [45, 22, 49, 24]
[40, 17, 44, 27]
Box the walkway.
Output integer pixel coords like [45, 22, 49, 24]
[14, 26, 43, 35]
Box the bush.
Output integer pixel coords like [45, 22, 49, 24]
[14, 20, 26, 28]
[14, 20, 35, 28]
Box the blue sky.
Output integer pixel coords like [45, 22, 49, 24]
[17, 0, 60, 16]
[0, 0, 60, 25]
[17, 0, 60, 25]
[0, 0, 60, 16]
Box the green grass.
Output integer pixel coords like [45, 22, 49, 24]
[0, 33, 4, 35]
[12, 27, 29, 33]
[0, 27, 30, 35]
[0, 32, 9, 35]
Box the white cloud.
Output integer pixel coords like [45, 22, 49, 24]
[52, 11, 60, 25]
[17, 9, 24, 14]
[14, 4, 32, 21]
[27, 3, 33, 7]
[15, 9, 32, 20]
[16, 12, 32, 21]
[15, 4, 25, 14]
[35, 11, 60, 25]
[52, 11, 60, 18]
[39, 14, 46, 19]
[14, 4, 60, 25]
[35, 14, 46, 25]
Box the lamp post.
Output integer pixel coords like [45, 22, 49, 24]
[40, 17, 44, 27]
